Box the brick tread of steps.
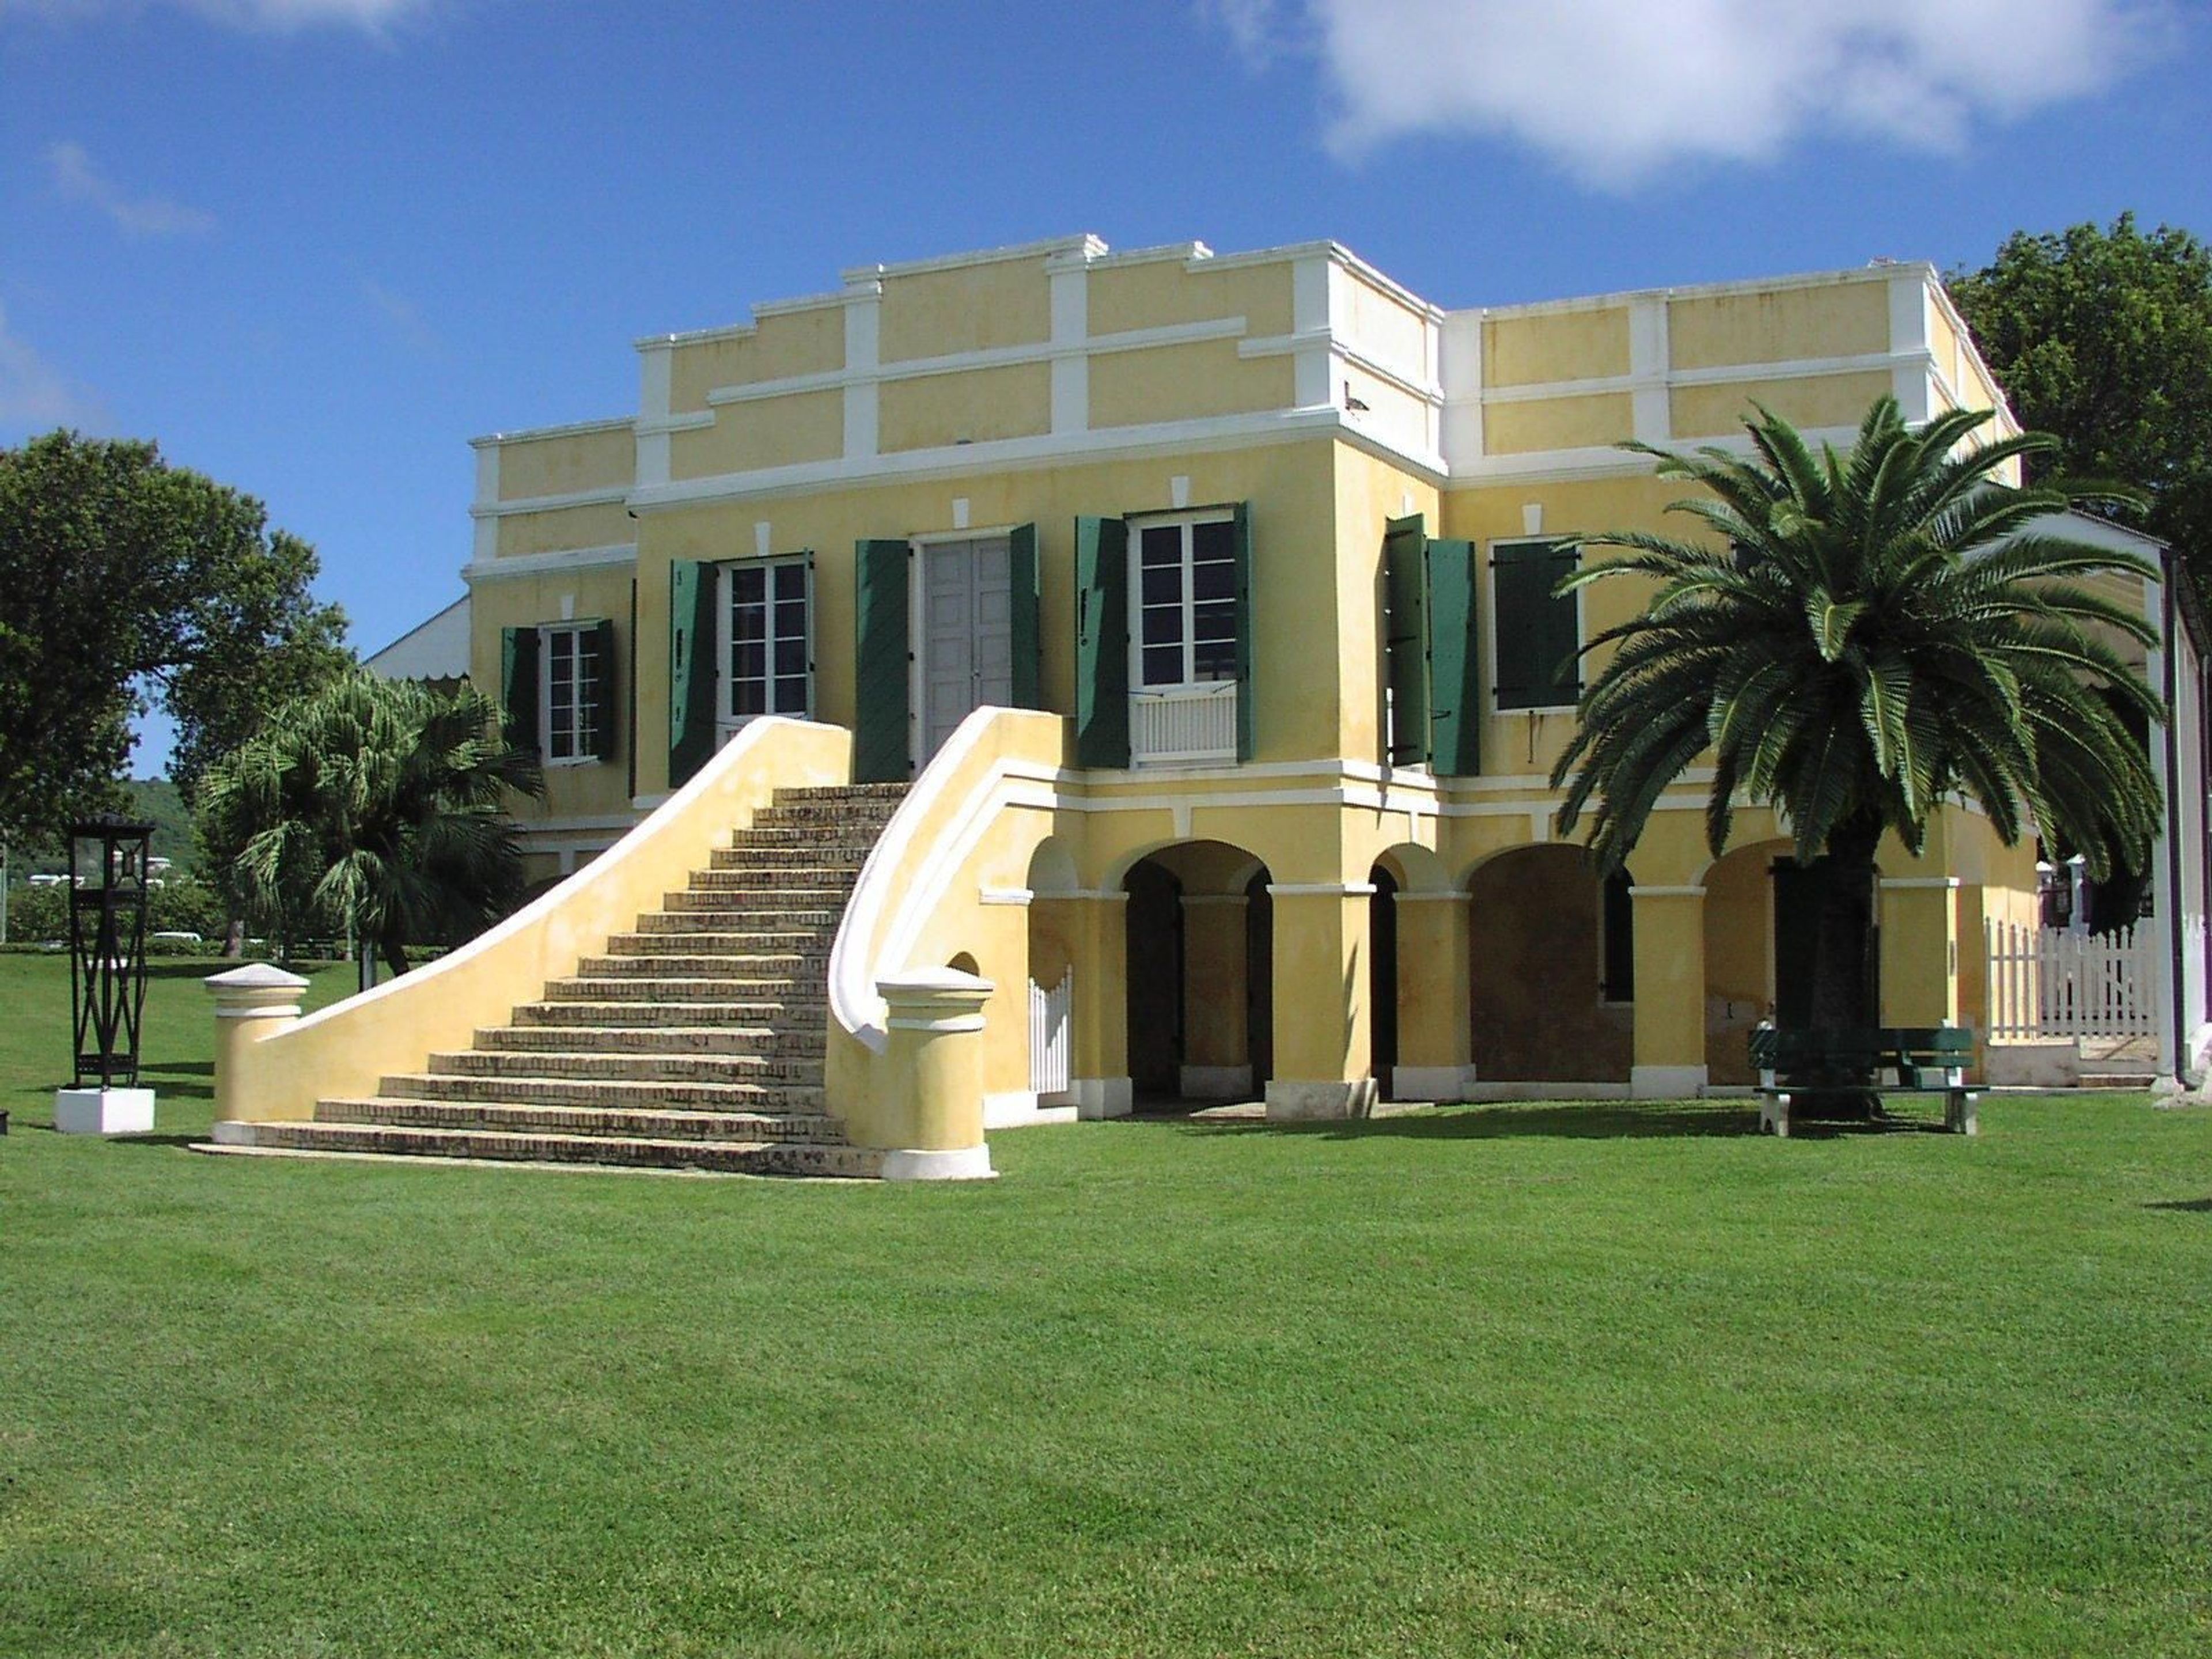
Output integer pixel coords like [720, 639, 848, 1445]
[316, 1097, 848, 1142]
[573, 953, 816, 979]
[541, 976, 827, 1003]
[378, 1071, 825, 1111]
[509, 999, 824, 1028]
[476, 1024, 823, 1055]
[605, 930, 827, 953]
[637, 907, 844, 931]
[430, 1048, 821, 1085]
[221, 1120, 884, 1177]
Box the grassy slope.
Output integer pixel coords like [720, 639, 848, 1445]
[0, 955, 2207, 1657]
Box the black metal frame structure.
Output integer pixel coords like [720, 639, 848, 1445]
[67, 817, 154, 1089]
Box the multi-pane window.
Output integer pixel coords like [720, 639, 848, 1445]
[541, 623, 603, 763]
[1134, 513, 1237, 688]
[726, 558, 810, 721]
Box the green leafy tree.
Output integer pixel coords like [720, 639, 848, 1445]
[1949, 213, 2212, 585]
[1552, 398, 2162, 1062]
[0, 431, 351, 851]
[196, 672, 543, 978]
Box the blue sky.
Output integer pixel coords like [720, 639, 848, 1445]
[3, 0, 2209, 774]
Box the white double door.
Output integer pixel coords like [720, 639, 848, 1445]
[919, 536, 1014, 763]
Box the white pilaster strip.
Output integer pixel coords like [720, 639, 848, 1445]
[1438, 312, 1484, 469]
[1292, 253, 1334, 411]
[1629, 296, 1671, 444]
[1049, 257, 1089, 435]
[470, 440, 500, 563]
[1889, 270, 1933, 423]
[843, 279, 881, 459]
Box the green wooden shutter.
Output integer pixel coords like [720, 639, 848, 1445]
[589, 617, 618, 762]
[1073, 516, 1129, 768]
[1427, 537, 1481, 775]
[853, 538, 911, 782]
[668, 560, 718, 788]
[1009, 522, 1041, 710]
[1493, 540, 1580, 710]
[1383, 514, 1430, 767]
[1232, 500, 1255, 762]
[500, 624, 540, 756]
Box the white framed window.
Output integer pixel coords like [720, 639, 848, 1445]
[722, 556, 812, 733]
[540, 622, 604, 765]
[1131, 511, 1238, 690]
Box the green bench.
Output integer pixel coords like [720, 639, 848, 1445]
[1747, 1025, 1979, 1138]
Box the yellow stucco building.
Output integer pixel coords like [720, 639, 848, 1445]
[210, 234, 2212, 1179]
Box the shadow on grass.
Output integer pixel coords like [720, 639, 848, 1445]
[1167, 1101, 1764, 1142]
[2145, 1197, 2212, 1214]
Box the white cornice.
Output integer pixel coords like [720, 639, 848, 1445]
[1442, 425, 1864, 488]
[1449, 262, 1936, 323]
[462, 543, 638, 582]
[842, 233, 1104, 285]
[470, 484, 631, 520]
[469, 415, 634, 449]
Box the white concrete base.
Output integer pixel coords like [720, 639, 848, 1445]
[880, 1145, 997, 1181]
[1630, 1065, 1708, 1100]
[54, 1087, 156, 1136]
[1389, 1064, 1479, 1103]
[1463, 1080, 1633, 1102]
[1984, 1040, 2078, 1088]
[982, 1090, 1078, 1129]
[1264, 1077, 1379, 1121]
[1072, 1075, 1133, 1120]
[210, 1119, 259, 1146]
[1179, 1063, 1253, 1100]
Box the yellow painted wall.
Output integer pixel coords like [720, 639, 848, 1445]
[670, 389, 844, 479]
[1668, 280, 1890, 370]
[880, 363, 1052, 452]
[1484, 391, 1637, 454]
[1087, 259, 1294, 338]
[1671, 369, 1896, 438]
[1484, 307, 1630, 386]
[495, 427, 635, 501]
[668, 308, 844, 410]
[879, 259, 1051, 362]
[494, 503, 637, 559]
[1089, 340, 1294, 427]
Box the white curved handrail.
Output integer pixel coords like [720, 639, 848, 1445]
[829, 707, 1066, 1052]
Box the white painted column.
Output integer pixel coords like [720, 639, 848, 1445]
[1628, 296, 1671, 445]
[843, 276, 882, 460]
[1889, 270, 1934, 423]
[1047, 249, 1089, 436]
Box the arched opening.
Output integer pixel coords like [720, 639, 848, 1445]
[1467, 844, 1633, 1084]
[1701, 838, 1790, 1084]
[1369, 863, 1399, 1096]
[1120, 840, 1274, 1106]
[1022, 838, 1081, 1111]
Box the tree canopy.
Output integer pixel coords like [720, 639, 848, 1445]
[0, 431, 351, 851]
[1552, 397, 2162, 1033]
[1949, 213, 2212, 582]
[196, 671, 543, 976]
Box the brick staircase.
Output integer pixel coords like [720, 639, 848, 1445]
[210, 783, 907, 1177]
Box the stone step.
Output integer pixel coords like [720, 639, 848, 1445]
[772, 783, 910, 803]
[603, 931, 829, 958]
[213, 1119, 883, 1179]
[660, 888, 851, 915]
[477, 1023, 823, 1057]
[635, 907, 844, 934]
[2078, 1071, 2157, 1089]
[704, 847, 872, 872]
[429, 1048, 823, 1086]
[378, 1071, 826, 1112]
[571, 953, 816, 982]
[316, 1096, 845, 1142]
[513, 998, 823, 1028]
[725, 829, 888, 854]
[541, 976, 823, 1004]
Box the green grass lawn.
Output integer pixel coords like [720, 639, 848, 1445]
[1, 953, 2207, 1656]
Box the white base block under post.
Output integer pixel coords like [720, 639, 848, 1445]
[1630, 1065, 1709, 1101]
[1389, 1064, 1479, 1103]
[880, 1145, 997, 1181]
[1264, 1077, 1380, 1122]
[54, 1087, 156, 1136]
[1073, 1076, 1133, 1120]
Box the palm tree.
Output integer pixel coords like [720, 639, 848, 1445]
[1552, 396, 2163, 1067]
[198, 671, 543, 982]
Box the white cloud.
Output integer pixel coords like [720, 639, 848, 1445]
[1217, 0, 2178, 187]
[0, 300, 106, 431]
[46, 141, 215, 237]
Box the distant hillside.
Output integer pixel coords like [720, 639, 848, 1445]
[9, 779, 199, 879]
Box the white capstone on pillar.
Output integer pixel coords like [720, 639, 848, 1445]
[203, 963, 310, 1124]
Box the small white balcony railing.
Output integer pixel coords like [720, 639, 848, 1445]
[1130, 683, 1237, 766]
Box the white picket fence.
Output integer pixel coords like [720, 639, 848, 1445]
[1984, 920, 2158, 1041]
[1029, 969, 1071, 1097]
